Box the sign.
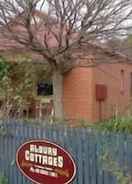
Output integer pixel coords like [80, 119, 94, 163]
[16, 140, 76, 184]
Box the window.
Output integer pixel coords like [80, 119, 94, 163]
[130, 72, 132, 97]
[120, 69, 125, 95]
[37, 81, 53, 96]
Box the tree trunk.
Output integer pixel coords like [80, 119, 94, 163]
[52, 69, 64, 120]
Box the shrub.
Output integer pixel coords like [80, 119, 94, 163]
[90, 116, 132, 134]
[0, 174, 8, 184]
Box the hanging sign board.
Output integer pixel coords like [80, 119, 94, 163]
[16, 140, 76, 184]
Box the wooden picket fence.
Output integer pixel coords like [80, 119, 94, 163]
[0, 121, 132, 184]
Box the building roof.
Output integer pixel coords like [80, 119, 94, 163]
[71, 42, 132, 68]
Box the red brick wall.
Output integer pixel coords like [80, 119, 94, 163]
[93, 63, 132, 122]
[63, 67, 95, 122]
[63, 63, 132, 123]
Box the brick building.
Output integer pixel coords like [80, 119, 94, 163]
[0, 11, 132, 122]
[0, 41, 132, 122]
[63, 43, 132, 122]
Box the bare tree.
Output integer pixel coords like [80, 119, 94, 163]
[0, 0, 131, 119]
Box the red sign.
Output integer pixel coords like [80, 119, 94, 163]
[16, 140, 76, 184]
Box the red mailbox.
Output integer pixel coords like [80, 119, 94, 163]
[96, 84, 107, 101]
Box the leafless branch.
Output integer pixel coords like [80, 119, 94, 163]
[0, 0, 131, 71]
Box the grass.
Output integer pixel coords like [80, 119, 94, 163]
[88, 116, 132, 134]
[0, 174, 8, 184]
[1, 115, 132, 134]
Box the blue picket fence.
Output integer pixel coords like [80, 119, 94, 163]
[0, 121, 132, 184]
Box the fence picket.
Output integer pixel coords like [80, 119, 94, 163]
[0, 122, 132, 184]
